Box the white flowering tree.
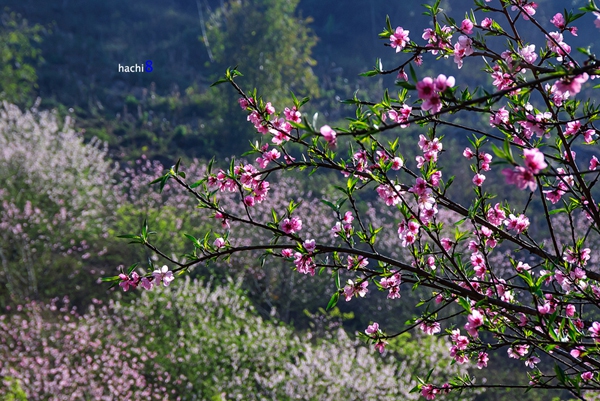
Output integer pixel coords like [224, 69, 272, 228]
[0, 101, 116, 304]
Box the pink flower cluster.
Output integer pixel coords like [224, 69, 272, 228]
[0, 300, 174, 399]
[379, 271, 402, 299]
[331, 211, 354, 237]
[408, 175, 440, 223]
[343, 279, 369, 301]
[386, 104, 412, 128]
[242, 97, 301, 145]
[376, 183, 404, 206]
[422, 25, 453, 55]
[397, 219, 420, 247]
[453, 35, 474, 69]
[449, 329, 470, 364]
[416, 75, 455, 113]
[119, 265, 174, 292]
[502, 148, 547, 191]
[208, 163, 271, 206]
[365, 322, 387, 353]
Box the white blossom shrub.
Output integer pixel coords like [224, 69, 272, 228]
[113, 277, 474, 400]
[0, 101, 116, 303]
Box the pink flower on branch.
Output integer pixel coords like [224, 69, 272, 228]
[153, 265, 174, 287]
[390, 26, 410, 52]
[320, 125, 337, 148]
[343, 279, 369, 301]
[365, 322, 380, 335]
[281, 217, 302, 234]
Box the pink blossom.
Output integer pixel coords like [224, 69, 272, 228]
[376, 184, 404, 206]
[264, 102, 275, 115]
[523, 148, 547, 173]
[582, 372, 594, 381]
[284, 106, 302, 123]
[551, 13, 565, 29]
[491, 66, 514, 90]
[590, 321, 600, 342]
[346, 255, 369, 270]
[472, 173, 486, 186]
[140, 277, 153, 290]
[422, 95, 442, 113]
[119, 272, 140, 292]
[281, 217, 302, 234]
[390, 26, 410, 52]
[505, 213, 530, 234]
[590, 156, 599, 170]
[293, 252, 315, 275]
[481, 18, 493, 29]
[434, 74, 455, 92]
[477, 352, 489, 369]
[243, 195, 255, 207]
[238, 97, 250, 109]
[453, 35, 473, 69]
[429, 170, 442, 187]
[153, 265, 174, 287]
[460, 19, 474, 34]
[508, 344, 529, 359]
[525, 356, 540, 368]
[365, 322, 380, 335]
[564, 120, 581, 136]
[440, 238, 453, 251]
[213, 237, 226, 249]
[320, 125, 337, 148]
[584, 129, 596, 143]
[554, 73, 589, 97]
[468, 310, 484, 328]
[417, 77, 436, 100]
[303, 239, 316, 253]
[343, 279, 369, 301]
[387, 104, 412, 128]
[374, 340, 387, 353]
[419, 320, 441, 335]
[512, 2, 537, 19]
[519, 45, 537, 64]
[490, 107, 510, 126]
[390, 157, 404, 170]
[421, 384, 438, 400]
[502, 166, 536, 191]
[546, 32, 571, 61]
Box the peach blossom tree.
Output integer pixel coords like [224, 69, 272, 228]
[108, 0, 600, 398]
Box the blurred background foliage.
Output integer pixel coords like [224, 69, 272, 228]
[0, 0, 596, 399]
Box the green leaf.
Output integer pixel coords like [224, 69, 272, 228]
[326, 292, 340, 311]
[210, 77, 229, 87]
[320, 199, 338, 211]
[456, 297, 471, 312]
[359, 69, 379, 77]
[554, 364, 567, 385]
[190, 180, 204, 189]
[117, 234, 141, 239]
[299, 96, 310, 108]
[126, 263, 139, 275]
[408, 63, 418, 83]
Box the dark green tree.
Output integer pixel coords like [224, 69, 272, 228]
[0, 10, 45, 105]
[198, 0, 319, 156]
